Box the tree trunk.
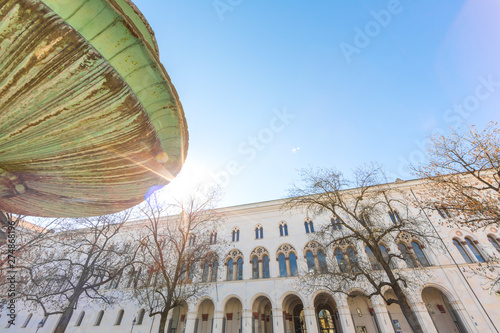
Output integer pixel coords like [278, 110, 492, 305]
[392, 284, 424, 333]
[53, 307, 74, 333]
[158, 312, 168, 333]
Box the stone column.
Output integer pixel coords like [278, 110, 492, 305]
[272, 308, 284, 333]
[371, 304, 395, 333]
[213, 311, 225, 333]
[337, 306, 356, 333]
[303, 307, 319, 333]
[184, 311, 197, 333]
[410, 302, 438, 333]
[242, 309, 253, 333]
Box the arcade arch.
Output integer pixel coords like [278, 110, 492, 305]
[422, 286, 468, 333]
[313, 292, 340, 333]
[347, 292, 378, 333]
[195, 298, 215, 333]
[252, 295, 273, 333]
[282, 293, 307, 333]
[224, 297, 243, 333]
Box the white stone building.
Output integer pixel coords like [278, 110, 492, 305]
[2, 179, 500, 333]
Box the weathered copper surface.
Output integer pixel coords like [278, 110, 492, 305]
[0, 0, 188, 217]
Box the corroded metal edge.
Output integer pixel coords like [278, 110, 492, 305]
[41, 0, 189, 177]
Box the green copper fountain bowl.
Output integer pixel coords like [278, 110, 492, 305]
[0, 0, 189, 217]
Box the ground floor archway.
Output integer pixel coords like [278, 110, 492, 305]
[383, 289, 412, 333]
[252, 295, 273, 333]
[422, 287, 468, 333]
[347, 292, 379, 333]
[314, 293, 341, 333]
[224, 297, 243, 333]
[168, 301, 188, 333]
[283, 294, 307, 333]
[196, 298, 215, 333]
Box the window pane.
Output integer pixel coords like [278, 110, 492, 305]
[279, 254, 287, 277]
[411, 242, 430, 267]
[252, 257, 259, 279]
[289, 253, 298, 276]
[365, 246, 381, 270]
[262, 256, 270, 278]
[317, 250, 327, 274]
[236, 230, 239, 241]
[227, 259, 234, 281]
[379, 245, 395, 269]
[306, 251, 316, 272]
[335, 249, 346, 273]
[346, 247, 359, 272]
[236, 258, 243, 280]
[465, 238, 485, 262]
[202, 263, 209, 282]
[256, 228, 259, 239]
[212, 261, 218, 282]
[453, 240, 473, 263]
[398, 243, 416, 268]
[309, 221, 315, 233]
[284, 224, 288, 236]
[488, 236, 500, 252]
[280, 225, 283, 236]
[260, 227, 263, 239]
[304, 222, 310, 233]
[232, 231, 235, 242]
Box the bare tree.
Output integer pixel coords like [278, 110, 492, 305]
[413, 121, 500, 230]
[132, 189, 224, 333]
[284, 165, 441, 333]
[9, 210, 137, 333]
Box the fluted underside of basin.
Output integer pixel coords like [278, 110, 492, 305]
[0, 0, 188, 217]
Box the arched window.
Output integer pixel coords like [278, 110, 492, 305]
[279, 253, 287, 277]
[255, 225, 263, 239]
[189, 235, 196, 246]
[379, 244, 393, 269]
[465, 238, 485, 262]
[279, 221, 288, 236]
[252, 257, 259, 279]
[212, 260, 218, 282]
[309, 221, 315, 233]
[262, 256, 270, 278]
[180, 264, 186, 282]
[133, 267, 142, 288]
[488, 235, 500, 253]
[236, 258, 243, 280]
[202, 262, 209, 282]
[365, 246, 381, 270]
[335, 248, 347, 273]
[398, 243, 416, 268]
[232, 229, 239, 242]
[453, 239, 473, 263]
[346, 247, 359, 272]
[317, 250, 327, 274]
[411, 242, 430, 267]
[331, 218, 342, 230]
[115, 309, 124, 325]
[226, 259, 234, 281]
[289, 253, 298, 276]
[304, 221, 310, 233]
[22, 313, 33, 328]
[137, 309, 145, 325]
[435, 205, 451, 218]
[210, 231, 217, 244]
[95, 310, 104, 326]
[388, 210, 401, 224]
[306, 251, 316, 272]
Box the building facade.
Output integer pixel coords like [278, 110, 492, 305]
[2, 179, 500, 333]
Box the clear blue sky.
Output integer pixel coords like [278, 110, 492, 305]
[134, 0, 500, 207]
